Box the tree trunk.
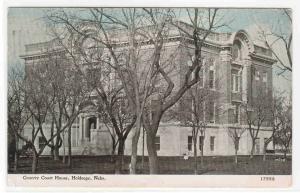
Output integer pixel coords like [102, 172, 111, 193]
[193, 139, 198, 174]
[62, 138, 66, 164]
[50, 122, 54, 159]
[141, 128, 145, 172]
[283, 146, 288, 161]
[13, 134, 18, 171]
[235, 149, 238, 164]
[200, 142, 204, 168]
[250, 140, 255, 159]
[130, 117, 141, 174]
[67, 127, 72, 168]
[32, 150, 38, 174]
[54, 134, 61, 161]
[147, 131, 158, 174]
[54, 147, 60, 161]
[50, 147, 54, 159]
[14, 151, 18, 172]
[115, 138, 125, 174]
[263, 143, 267, 161]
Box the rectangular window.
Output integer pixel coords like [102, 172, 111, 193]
[210, 136, 215, 151]
[262, 72, 267, 83]
[38, 136, 47, 149]
[155, 136, 160, 151]
[233, 103, 240, 123]
[208, 102, 215, 123]
[255, 70, 260, 81]
[188, 136, 193, 151]
[231, 70, 240, 92]
[199, 136, 204, 151]
[209, 70, 214, 89]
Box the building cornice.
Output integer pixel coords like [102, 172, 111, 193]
[249, 52, 277, 65]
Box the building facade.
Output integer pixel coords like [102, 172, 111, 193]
[20, 22, 276, 157]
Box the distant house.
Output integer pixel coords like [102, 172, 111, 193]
[20, 21, 276, 157]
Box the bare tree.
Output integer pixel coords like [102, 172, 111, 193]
[262, 92, 283, 161]
[45, 7, 225, 174]
[34, 48, 88, 164]
[45, 8, 170, 174]
[141, 8, 225, 173]
[242, 86, 272, 159]
[22, 58, 57, 173]
[175, 80, 219, 173]
[62, 67, 89, 168]
[257, 9, 292, 75]
[227, 127, 246, 164]
[95, 91, 137, 173]
[273, 96, 292, 161]
[10, 43, 88, 173]
[45, 9, 139, 173]
[8, 66, 31, 171]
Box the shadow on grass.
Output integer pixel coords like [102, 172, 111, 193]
[8, 155, 292, 175]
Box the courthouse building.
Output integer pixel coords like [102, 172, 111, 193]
[20, 21, 276, 157]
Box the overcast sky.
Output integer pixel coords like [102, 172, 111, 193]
[7, 8, 292, 95]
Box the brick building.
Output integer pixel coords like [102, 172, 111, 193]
[20, 21, 276, 157]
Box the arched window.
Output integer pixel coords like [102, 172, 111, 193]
[81, 36, 104, 62]
[232, 41, 243, 61]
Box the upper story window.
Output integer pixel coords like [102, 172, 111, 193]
[262, 72, 267, 83]
[231, 69, 241, 92]
[233, 103, 240, 124]
[208, 64, 215, 89]
[232, 41, 243, 61]
[255, 70, 260, 81]
[208, 102, 215, 123]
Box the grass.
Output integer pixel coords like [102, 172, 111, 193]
[8, 155, 291, 175]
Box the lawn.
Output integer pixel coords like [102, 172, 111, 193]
[8, 155, 291, 175]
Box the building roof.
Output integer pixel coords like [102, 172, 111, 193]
[20, 20, 275, 63]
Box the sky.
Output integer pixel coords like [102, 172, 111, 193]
[7, 7, 292, 95]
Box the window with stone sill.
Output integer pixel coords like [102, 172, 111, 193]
[231, 69, 241, 92]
